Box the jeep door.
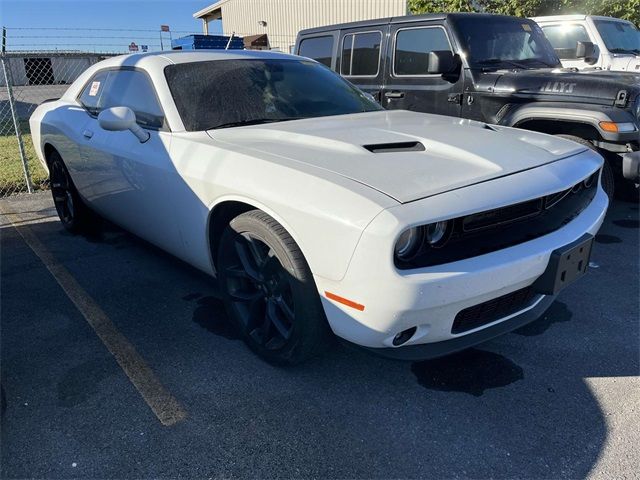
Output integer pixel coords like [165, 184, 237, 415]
[381, 22, 463, 117]
[337, 27, 387, 102]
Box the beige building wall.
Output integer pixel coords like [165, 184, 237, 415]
[195, 0, 408, 52]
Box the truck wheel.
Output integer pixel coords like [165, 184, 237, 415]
[614, 180, 639, 203]
[217, 210, 332, 365]
[48, 150, 96, 233]
[555, 135, 614, 200]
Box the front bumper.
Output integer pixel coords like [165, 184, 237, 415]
[315, 152, 608, 357]
[356, 294, 555, 361]
[622, 150, 640, 181]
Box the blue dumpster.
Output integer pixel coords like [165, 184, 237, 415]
[171, 34, 244, 50]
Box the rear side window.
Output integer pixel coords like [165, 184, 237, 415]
[298, 36, 334, 67]
[394, 27, 451, 76]
[341, 31, 382, 76]
[541, 24, 591, 59]
[78, 69, 164, 128]
[78, 70, 109, 115]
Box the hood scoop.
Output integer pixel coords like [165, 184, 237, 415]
[363, 141, 425, 154]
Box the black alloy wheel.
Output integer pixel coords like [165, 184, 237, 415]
[48, 150, 94, 233]
[50, 155, 76, 228]
[218, 210, 331, 365]
[224, 231, 295, 350]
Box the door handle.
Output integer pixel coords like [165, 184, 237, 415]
[83, 129, 93, 139]
[384, 91, 405, 99]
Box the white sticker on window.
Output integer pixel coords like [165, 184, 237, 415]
[89, 81, 100, 96]
[522, 24, 532, 32]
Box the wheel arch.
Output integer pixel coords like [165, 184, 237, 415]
[206, 196, 308, 276]
[502, 104, 630, 143]
[43, 142, 58, 166]
[514, 118, 603, 142]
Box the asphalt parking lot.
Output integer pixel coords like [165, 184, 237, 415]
[1, 192, 638, 479]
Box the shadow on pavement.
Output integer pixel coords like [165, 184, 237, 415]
[1, 196, 638, 478]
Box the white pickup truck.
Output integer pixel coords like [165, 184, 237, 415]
[533, 15, 640, 72]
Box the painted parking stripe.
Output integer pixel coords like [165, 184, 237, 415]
[0, 206, 187, 426]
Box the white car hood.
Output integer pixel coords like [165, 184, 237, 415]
[208, 110, 587, 204]
[622, 56, 640, 72]
[607, 54, 640, 72]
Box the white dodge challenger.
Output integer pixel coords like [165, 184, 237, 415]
[30, 50, 608, 364]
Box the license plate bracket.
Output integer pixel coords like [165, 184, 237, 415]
[533, 234, 594, 295]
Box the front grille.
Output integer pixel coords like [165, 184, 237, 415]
[463, 198, 543, 232]
[396, 170, 600, 269]
[451, 286, 539, 334]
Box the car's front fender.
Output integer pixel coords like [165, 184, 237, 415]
[168, 132, 397, 281]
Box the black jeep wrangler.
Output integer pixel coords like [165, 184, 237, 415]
[295, 13, 640, 199]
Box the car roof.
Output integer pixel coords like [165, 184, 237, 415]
[532, 14, 588, 22]
[298, 12, 538, 36]
[77, 49, 305, 78]
[114, 49, 299, 65]
[533, 14, 635, 24]
[298, 13, 446, 35]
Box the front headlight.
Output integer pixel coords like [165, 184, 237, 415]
[394, 221, 452, 263]
[394, 227, 424, 261]
[425, 221, 451, 247]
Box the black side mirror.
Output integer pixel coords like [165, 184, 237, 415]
[427, 50, 461, 74]
[576, 41, 597, 64]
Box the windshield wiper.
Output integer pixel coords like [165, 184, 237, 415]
[522, 58, 558, 68]
[477, 58, 530, 70]
[210, 117, 304, 130]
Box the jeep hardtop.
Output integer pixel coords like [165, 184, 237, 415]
[295, 13, 640, 199]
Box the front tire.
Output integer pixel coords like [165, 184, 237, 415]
[217, 210, 331, 365]
[48, 150, 94, 233]
[555, 135, 614, 200]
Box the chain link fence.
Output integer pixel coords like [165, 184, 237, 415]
[0, 26, 296, 197]
[0, 51, 114, 196]
[0, 26, 198, 198]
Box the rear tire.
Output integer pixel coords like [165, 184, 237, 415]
[217, 210, 332, 365]
[555, 134, 615, 200]
[48, 150, 95, 233]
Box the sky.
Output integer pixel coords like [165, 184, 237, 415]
[0, 0, 223, 52]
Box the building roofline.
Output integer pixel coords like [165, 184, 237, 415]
[193, 0, 230, 19]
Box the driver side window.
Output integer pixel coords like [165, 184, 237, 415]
[78, 69, 164, 129]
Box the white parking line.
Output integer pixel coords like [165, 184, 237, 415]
[0, 206, 187, 426]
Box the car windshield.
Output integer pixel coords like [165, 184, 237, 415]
[594, 20, 640, 54]
[451, 16, 561, 70]
[164, 58, 383, 131]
